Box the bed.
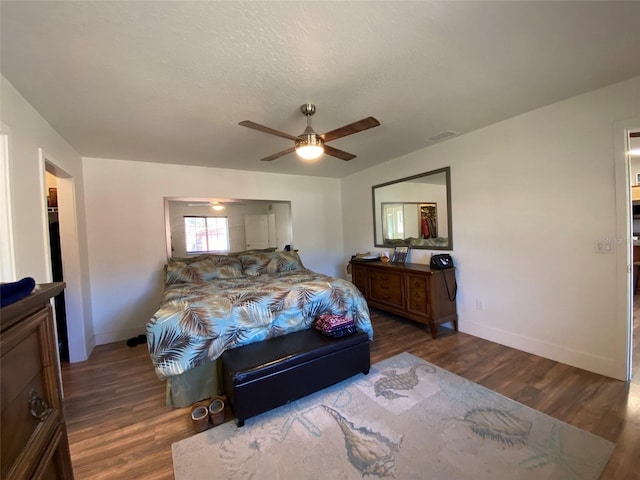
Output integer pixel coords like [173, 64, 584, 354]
[147, 250, 373, 407]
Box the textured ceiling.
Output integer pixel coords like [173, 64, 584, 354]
[2, 1, 640, 178]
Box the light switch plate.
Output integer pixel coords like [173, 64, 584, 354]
[595, 239, 613, 254]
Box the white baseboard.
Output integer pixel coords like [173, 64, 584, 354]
[94, 326, 147, 346]
[460, 320, 624, 381]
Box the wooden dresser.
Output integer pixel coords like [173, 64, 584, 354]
[350, 261, 457, 338]
[1, 282, 74, 479]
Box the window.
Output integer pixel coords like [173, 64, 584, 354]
[184, 216, 229, 253]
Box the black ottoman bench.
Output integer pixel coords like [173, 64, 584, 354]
[222, 328, 370, 427]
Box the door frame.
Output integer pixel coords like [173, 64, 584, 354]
[0, 134, 16, 281]
[614, 118, 640, 381]
[41, 151, 90, 363]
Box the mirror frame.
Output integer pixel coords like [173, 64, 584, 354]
[371, 167, 452, 250]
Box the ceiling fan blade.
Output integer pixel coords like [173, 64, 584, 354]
[260, 147, 296, 162]
[322, 117, 380, 143]
[324, 145, 356, 161]
[239, 120, 298, 141]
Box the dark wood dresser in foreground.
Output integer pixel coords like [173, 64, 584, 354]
[350, 261, 457, 338]
[1, 282, 74, 479]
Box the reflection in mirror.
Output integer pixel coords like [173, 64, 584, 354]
[164, 198, 293, 258]
[382, 202, 438, 240]
[372, 167, 452, 250]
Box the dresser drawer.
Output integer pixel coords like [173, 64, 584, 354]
[30, 421, 72, 480]
[369, 270, 403, 307]
[348, 261, 457, 339]
[1, 283, 72, 479]
[350, 263, 368, 296]
[406, 274, 429, 316]
[1, 306, 63, 480]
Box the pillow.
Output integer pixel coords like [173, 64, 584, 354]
[169, 254, 219, 265]
[164, 255, 244, 285]
[228, 247, 278, 257]
[164, 261, 202, 285]
[195, 256, 244, 281]
[240, 251, 305, 276]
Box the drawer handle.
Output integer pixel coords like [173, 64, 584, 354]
[29, 389, 50, 421]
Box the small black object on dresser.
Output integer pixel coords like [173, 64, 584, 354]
[222, 328, 370, 427]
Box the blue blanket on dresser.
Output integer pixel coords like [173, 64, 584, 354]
[1, 277, 36, 307]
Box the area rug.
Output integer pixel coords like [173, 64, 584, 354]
[172, 352, 614, 479]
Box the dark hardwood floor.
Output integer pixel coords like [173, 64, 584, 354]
[62, 306, 640, 479]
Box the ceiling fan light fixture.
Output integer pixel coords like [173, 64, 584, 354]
[295, 132, 324, 160]
[211, 201, 225, 211]
[239, 102, 379, 162]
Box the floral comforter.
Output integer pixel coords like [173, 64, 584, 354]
[147, 269, 372, 380]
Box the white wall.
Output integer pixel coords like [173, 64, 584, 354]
[82, 159, 344, 344]
[342, 76, 640, 380]
[1, 76, 95, 362]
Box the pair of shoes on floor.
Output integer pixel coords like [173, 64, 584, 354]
[190, 396, 227, 433]
[126, 334, 147, 348]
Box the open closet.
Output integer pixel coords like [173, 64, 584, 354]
[45, 171, 69, 362]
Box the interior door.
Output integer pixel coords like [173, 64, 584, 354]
[244, 214, 270, 250]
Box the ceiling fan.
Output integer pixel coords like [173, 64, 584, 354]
[239, 104, 380, 162]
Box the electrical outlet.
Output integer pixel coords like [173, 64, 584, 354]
[475, 299, 484, 311]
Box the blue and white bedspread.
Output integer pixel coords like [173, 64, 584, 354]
[147, 270, 372, 380]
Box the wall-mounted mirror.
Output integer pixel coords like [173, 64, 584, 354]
[372, 167, 452, 250]
[164, 198, 293, 258]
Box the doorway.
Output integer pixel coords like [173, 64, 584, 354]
[244, 213, 276, 250]
[45, 170, 69, 362]
[629, 131, 640, 382]
[42, 154, 90, 364]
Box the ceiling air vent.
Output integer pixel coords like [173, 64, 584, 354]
[425, 131, 459, 144]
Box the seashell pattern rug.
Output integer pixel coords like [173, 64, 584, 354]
[172, 352, 614, 479]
